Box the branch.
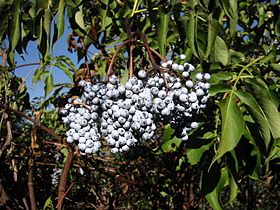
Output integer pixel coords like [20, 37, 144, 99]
[0, 113, 12, 157]
[9, 62, 40, 71]
[107, 39, 132, 78]
[134, 31, 160, 70]
[0, 103, 62, 142]
[56, 181, 75, 209]
[28, 160, 36, 210]
[56, 148, 73, 210]
[129, 44, 135, 79]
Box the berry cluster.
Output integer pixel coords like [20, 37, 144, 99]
[60, 55, 210, 154]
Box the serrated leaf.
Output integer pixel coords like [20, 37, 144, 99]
[44, 73, 55, 96]
[206, 13, 218, 57]
[213, 94, 245, 162]
[43, 8, 51, 58]
[8, 0, 21, 64]
[214, 36, 228, 66]
[234, 90, 271, 149]
[57, 0, 65, 40]
[183, 12, 198, 57]
[158, 6, 171, 56]
[245, 79, 280, 140]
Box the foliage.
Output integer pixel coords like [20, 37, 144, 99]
[0, 0, 280, 209]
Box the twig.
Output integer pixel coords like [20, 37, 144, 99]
[9, 62, 40, 71]
[57, 148, 73, 210]
[0, 103, 62, 142]
[28, 160, 36, 210]
[56, 181, 75, 209]
[0, 113, 12, 157]
[129, 44, 135, 79]
[134, 31, 159, 70]
[107, 39, 132, 78]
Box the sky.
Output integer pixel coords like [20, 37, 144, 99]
[13, 23, 97, 100]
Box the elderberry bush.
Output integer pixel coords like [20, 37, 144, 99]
[60, 55, 211, 154]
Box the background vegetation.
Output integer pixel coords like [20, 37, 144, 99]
[0, 0, 279, 209]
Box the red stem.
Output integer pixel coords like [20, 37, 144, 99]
[0, 103, 62, 142]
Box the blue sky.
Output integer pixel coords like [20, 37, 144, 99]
[14, 23, 97, 99]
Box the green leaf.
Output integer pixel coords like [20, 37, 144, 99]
[187, 143, 212, 165]
[213, 94, 245, 162]
[0, 0, 12, 41]
[40, 8, 51, 59]
[32, 68, 48, 83]
[57, 0, 66, 40]
[54, 62, 73, 80]
[214, 36, 228, 66]
[209, 84, 231, 96]
[120, 68, 129, 85]
[161, 137, 182, 153]
[234, 90, 271, 149]
[205, 13, 218, 57]
[8, 0, 21, 64]
[43, 196, 54, 210]
[205, 167, 228, 210]
[99, 0, 112, 31]
[158, 6, 171, 56]
[162, 124, 175, 143]
[245, 79, 280, 140]
[75, 6, 85, 30]
[130, 0, 143, 17]
[228, 175, 238, 204]
[270, 63, 280, 72]
[183, 12, 198, 57]
[44, 73, 55, 96]
[57, 55, 76, 72]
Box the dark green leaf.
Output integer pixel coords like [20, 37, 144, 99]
[57, 0, 66, 40]
[234, 90, 271, 149]
[209, 84, 231, 96]
[245, 79, 280, 140]
[205, 13, 218, 57]
[43, 8, 51, 58]
[214, 36, 228, 65]
[57, 55, 76, 72]
[158, 6, 171, 56]
[205, 167, 228, 210]
[8, 0, 21, 64]
[213, 94, 245, 162]
[183, 12, 198, 57]
[44, 73, 55, 96]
